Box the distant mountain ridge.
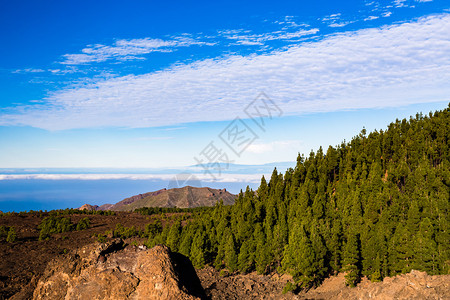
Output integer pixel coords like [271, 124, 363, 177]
[79, 186, 236, 211]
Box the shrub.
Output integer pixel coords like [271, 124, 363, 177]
[112, 223, 139, 239]
[6, 227, 17, 243]
[97, 234, 107, 243]
[38, 216, 74, 240]
[144, 220, 163, 238]
[76, 217, 91, 231]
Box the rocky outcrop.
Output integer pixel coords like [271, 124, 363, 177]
[77, 204, 99, 211]
[33, 240, 205, 299]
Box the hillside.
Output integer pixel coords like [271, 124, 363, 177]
[1, 210, 449, 299]
[81, 186, 236, 211]
[145, 105, 450, 290]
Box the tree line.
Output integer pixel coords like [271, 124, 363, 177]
[146, 106, 449, 289]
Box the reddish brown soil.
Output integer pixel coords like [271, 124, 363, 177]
[0, 211, 177, 299]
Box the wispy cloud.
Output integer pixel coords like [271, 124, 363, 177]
[61, 36, 214, 65]
[247, 140, 302, 154]
[132, 136, 174, 141]
[364, 15, 380, 21]
[12, 67, 82, 75]
[273, 16, 311, 30]
[394, 0, 408, 7]
[12, 68, 46, 74]
[321, 13, 356, 28]
[392, 0, 425, 8]
[2, 14, 450, 130]
[218, 28, 319, 45]
[161, 126, 187, 131]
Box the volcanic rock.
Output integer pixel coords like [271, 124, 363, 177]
[32, 239, 205, 299]
[77, 204, 99, 211]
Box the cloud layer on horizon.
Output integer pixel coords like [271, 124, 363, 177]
[0, 173, 264, 183]
[1, 14, 450, 130]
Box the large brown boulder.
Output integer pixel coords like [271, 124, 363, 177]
[32, 240, 205, 299]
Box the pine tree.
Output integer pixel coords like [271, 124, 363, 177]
[413, 218, 438, 273]
[309, 223, 327, 283]
[179, 225, 193, 257]
[389, 223, 412, 274]
[190, 231, 207, 268]
[342, 231, 360, 287]
[254, 224, 270, 274]
[224, 233, 238, 272]
[238, 239, 254, 273]
[282, 224, 317, 286]
[166, 220, 182, 252]
[329, 219, 342, 273]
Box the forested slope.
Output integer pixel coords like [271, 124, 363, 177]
[146, 105, 449, 289]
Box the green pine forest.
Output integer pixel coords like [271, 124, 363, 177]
[145, 105, 450, 288]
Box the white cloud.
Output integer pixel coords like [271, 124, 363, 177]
[382, 11, 393, 17]
[219, 28, 319, 45]
[161, 126, 187, 131]
[321, 13, 356, 28]
[0, 173, 263, 183]
[392, 0, 428, 7]
[12, 68, 45, 74]
[61, 36, 212, 65]
[12, 67, 83, 75]
[2, 14, 450, 130]
[321, 13, 342, 22]
[273, 16, 311, 30]
[328, 21, 355, 28]
[247, 140, 302, 154]
[364, 16, 380, 21]
[132, 136, 174, 141]
[394, 0, 408, 7]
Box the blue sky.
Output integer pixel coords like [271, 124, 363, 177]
[0, 0, 449, 169]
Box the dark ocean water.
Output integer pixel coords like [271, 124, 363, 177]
[0, 179, 258, 212]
